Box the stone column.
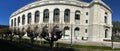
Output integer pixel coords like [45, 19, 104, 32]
[25, 14, 27, 25]
[31, 13, 34, 24]
[60, 11, 64, 24]
[16, 17, 18, 27]
[70, 11, 75, 40]
[49, 9, 53, 24]
[40, 12, 43, 24]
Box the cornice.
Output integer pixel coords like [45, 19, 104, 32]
[10, 0, 89, 18]
[89, 1, 112, 13]
[10, 0, 112, 18]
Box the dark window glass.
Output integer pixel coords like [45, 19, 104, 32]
[35, 11, 40, 23]
[14, 18, 16, 26]
[22, 15, 25, 25]
[11, 19, 13, 26]
[18, 16, 20, 26]
[75, 10, 80, 23]
[86, 12, 88, 15]
[27, 13, 32, 24]
[43, 9, 49, 22]
[53, 8, 60, 22]
[86, 20, 88, 23]
[105, 29, 108, 38]
[64, 9, 70, 23]
[85, 29, 87, 33]
[104, 16, 107, 24]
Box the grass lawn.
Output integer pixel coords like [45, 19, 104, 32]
[73, 45, 120, 51]
[33, 40, 120, 51]
[104, 39, 120, 42]
[10, 38, 120, 51]
[56, 42, 120, 51]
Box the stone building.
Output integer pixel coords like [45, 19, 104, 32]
[9, 0, 112, 42]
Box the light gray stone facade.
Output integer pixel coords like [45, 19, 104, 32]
[9, 0, 112, 42]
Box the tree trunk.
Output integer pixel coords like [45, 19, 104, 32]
[9, 34, 14, 41]
[31, 37, 34, 44]
[40, 38, 42, 45]
[1, 34, 3, 39]
[49, 41, 53, 48]
[19, 36, 22, 42]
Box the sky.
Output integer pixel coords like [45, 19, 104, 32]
[0, 0, 119, 25]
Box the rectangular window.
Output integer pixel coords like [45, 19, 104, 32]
[86, 20, 88, 24]
[104, 16, 107, 24]
[85, 29, 87, 33]
[86, 12, 88, 15]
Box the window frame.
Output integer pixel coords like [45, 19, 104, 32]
[35, 11, 40, 23]
[64, 9, 70, 23]
[27, 13, 32, 24]
[43, 9, 49, 23]
[53, 8, 60, 22]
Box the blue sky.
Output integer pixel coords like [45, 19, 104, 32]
[0, 0, 119, 25]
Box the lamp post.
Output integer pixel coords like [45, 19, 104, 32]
[70, 24, 73, 47]
[111, 32, 114, 50]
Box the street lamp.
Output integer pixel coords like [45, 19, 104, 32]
[111, 32, 114, 50]
[70, 24, 73, 47]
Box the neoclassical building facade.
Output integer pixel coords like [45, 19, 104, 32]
[9, 0, 112, 41]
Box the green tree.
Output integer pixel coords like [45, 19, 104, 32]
[112, 21, 120, 33]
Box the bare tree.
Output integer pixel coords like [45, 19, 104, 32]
[26, 26, 38, 44]
[41, 25, 62, 48]
[17, 28, 25, 42]
[9, 28, 15, 41]
[33, 26, 40, 42]
[0, 27, 12, 40]
[0, 27, 8, 39]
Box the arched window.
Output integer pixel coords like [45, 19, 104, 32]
[22, 15, 25, 25]
[14, 18, 16, 26]
[74, 27, 80, 39]
[53, 8, 60, 22]
[64, 26, 70, 38]
[43, 9, 49, 22]
[104, 16, 107, 24]
[105, 29, 108, 38]
[18, 16, 20, 26]
[64, 9, 70, 23]
[35, 11, 40, 23]
[11, 19, 13, 26]
[27, 13, 32, 24]
[75, 10, 80, 23]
